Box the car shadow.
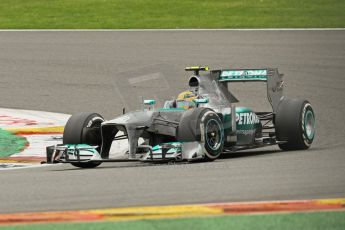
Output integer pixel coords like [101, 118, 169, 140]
[50, 146, 324, 171]
[219, 149, 282, 159]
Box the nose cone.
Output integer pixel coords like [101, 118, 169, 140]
[103, 110, 154, 127]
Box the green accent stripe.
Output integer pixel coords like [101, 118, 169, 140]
[235, 107, 253, 113]
[0, 128, 28, 157]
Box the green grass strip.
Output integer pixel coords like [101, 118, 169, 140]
[0, 128, 27, 157]
[0, 0, 344, 29]
[1, 211, 345, 230]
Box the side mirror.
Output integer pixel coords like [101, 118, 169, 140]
[144, 99, 156, 105]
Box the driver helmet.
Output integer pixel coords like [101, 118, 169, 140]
[176, 91, 197, 109]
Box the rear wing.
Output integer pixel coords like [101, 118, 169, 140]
[211, 68, 284, 113]
[219, 69, 268, 82]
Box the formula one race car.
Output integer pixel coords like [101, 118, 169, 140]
[46, 66, 315, 168]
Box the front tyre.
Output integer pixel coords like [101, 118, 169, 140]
[201, 110, 224, 160]
[177, 108, 224, 160]
[63, 112, 104, 168]
[275, 99, 315, 150]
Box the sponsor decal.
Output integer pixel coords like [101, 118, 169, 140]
[236, 112, 260, 125]
[220, 69, 267, 81]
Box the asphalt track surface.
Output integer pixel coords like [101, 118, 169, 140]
[0, 31, 344, 213]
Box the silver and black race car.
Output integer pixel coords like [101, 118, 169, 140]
[46, 66, 316, 168]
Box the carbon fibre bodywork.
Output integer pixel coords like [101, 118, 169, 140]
[46, 67, 288, 164]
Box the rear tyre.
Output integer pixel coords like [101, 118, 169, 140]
[63, 112, 104, 168]
[275, 99, 315, 150]
[177, 108, 224, 160]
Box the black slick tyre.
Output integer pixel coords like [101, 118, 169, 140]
[63, 112, 104, 168]
[177, 108, 224, 160]
[275, 99, 315, 150]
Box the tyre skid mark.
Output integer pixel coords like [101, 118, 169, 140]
[0, 198, 344, 225]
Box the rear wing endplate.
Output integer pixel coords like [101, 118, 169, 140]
[212, 68, 284, 113]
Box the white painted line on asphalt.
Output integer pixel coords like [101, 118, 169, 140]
[0, 162, 55, 171]
[128, 73, 162, 85]
[0, 28, 344, 32]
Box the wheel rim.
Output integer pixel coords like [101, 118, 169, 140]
[205, 119, 222, 151]
[304, 110, 315, 140]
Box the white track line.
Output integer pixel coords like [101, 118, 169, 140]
[0, 162, 56, 171]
